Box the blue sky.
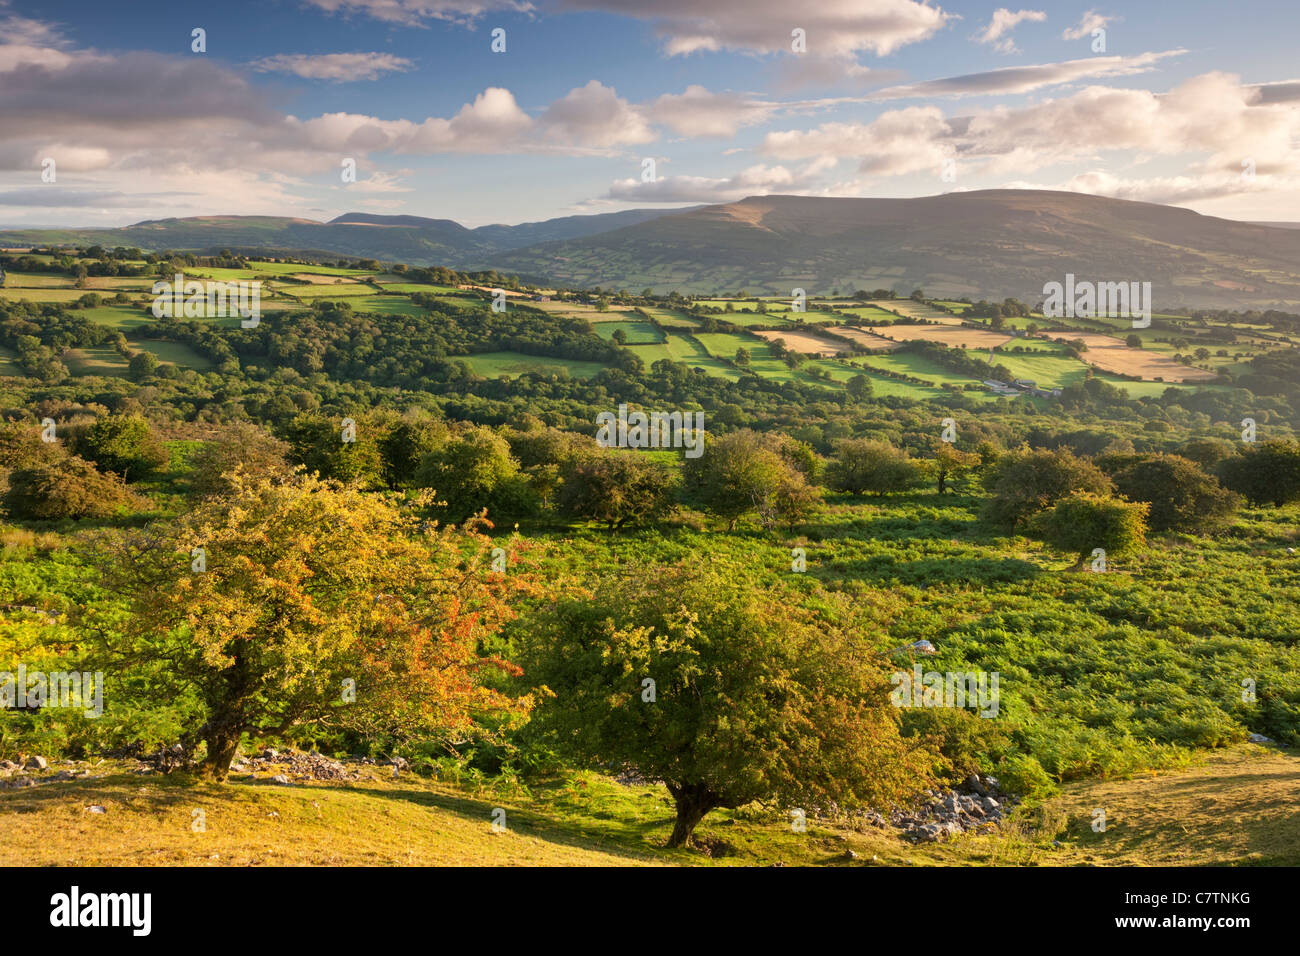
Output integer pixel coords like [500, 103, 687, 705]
[2, 0, 1298, 227]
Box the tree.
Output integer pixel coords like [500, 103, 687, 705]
[983, 448, 1113, 527]
[4, 456, 130, 520]
[824, 439, 925, 497]
[189, 422, 294, 498]
[519, 570, 935, 847]
[1219, 440, 1300, 507]
[557, 450, 676, 530]
[929, 442, 979, 495]
[846, 373, 873, 401]
[682, 430, 817, 530]
[282, 413, 384, 488]
[415, 425, 535, 523]
[85, 475, 528, 779]
[378, 416, 450, 490]
[611, 328, 628, 346]
[71, 414, 168, 483]
[734, 347, 750, 366]
[1125, 334, 1143, 348]
[1112, 455, 1239, 532]
[127, 351, 158, 382]
[1035, 492, 1147, 569]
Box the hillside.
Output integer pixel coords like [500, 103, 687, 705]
[491, 191, 1300, 308]
[4, 746, 1295, 866]
[0, 207, 691, 267]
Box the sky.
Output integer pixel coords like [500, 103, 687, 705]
[1, 0, 1297, 228]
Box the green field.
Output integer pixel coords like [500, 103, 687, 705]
[129, 338, 214, 370]
[458, 351, 610, 379]
[640, 307, 699, 328]
[279, 283, 377, 298]
[594, 320, 664, 345]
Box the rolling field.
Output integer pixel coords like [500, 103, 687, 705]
[866, 300, 963, 324]
[752, 328, 848, 356]
[594, 320, 664, 344]
[866, 324, 1014, 349]
[279, 284, 377, 299]
[457, 351, 609, 379]
[828, 326, 903, 350]
[640, 307, 699, 328]
[1065, 334, 1220, 383]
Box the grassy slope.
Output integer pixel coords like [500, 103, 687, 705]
[4, 745, 1294, 866]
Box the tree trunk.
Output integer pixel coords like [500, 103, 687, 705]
[202, 725, 242, 780]
[665, 782, 718, 848]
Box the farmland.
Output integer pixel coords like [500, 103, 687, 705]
[4, 247, 1300, 878]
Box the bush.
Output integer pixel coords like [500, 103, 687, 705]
[984, 448, 1113, 528]
[995, 753, 1057, 798]
[70, 414, 168, 483]
[1112, 454, 1239, 532]
[4, 457, 130, 520]
[557, 449, 676, 530]
[1218, 440, 1300, 507]
[824, 439, 925, 496]
[1034, 492, 1148, 568]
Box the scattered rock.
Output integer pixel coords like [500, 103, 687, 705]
[1247, 733, 1274, 744]
[270, 774, 291, 785]
[85, 805, 107, 814]
[24, 755, 48, 771]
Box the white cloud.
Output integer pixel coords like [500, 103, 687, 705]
[1063, 9, 1112, 41]
[250, 52, 415, 82]
[974, 8, 1046, 54]
[303, 0, 534, 27]
[539, 80, 654, 148]
[759, 71, 1300, 203]
[644, 86, 777, 138]
[560, 0, 953, 57]
[606, 163, 817, 202]
[865, 50, 1184, 100]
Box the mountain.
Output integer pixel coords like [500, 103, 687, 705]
[0, 207, 695, 267]
[490, 190, 1300, 308]
[5, 191, 1300, 307]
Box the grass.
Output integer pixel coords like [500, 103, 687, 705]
[4, 745, 1294, 866]
[458, 351, 609, 380]
[593, 320, 664, 345]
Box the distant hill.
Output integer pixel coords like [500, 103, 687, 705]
[5, 191, 1300, 307]
[0, 207, 696, 268]
[490, 190, 1300, 308]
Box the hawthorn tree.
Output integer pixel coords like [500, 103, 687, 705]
[824, 439, 925, 496]
[1218, 440, 1300, 507]
[1035, 492, 1148, 569]
[84, 475, 528, 779]
[519, 570, 935, 848]
[4, 456, 130, 520]
[983, 448, 1113, 527]
[556, 450, 676, 530]
[71, 413, 168, 483]
[1111, 454, 1239, 532]
[683, 430, 817, 530]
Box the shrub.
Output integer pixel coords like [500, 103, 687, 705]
[4, 457, 130, 520]
[983, 448, 1113, 528]
[824, 439, 925, 496]
[1112, 454, 1239, 532]
[1218, 440, 1300, 507]
[1034, 492, 1148, 568]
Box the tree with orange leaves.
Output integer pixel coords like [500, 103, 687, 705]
[86, 474, 529, 779]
